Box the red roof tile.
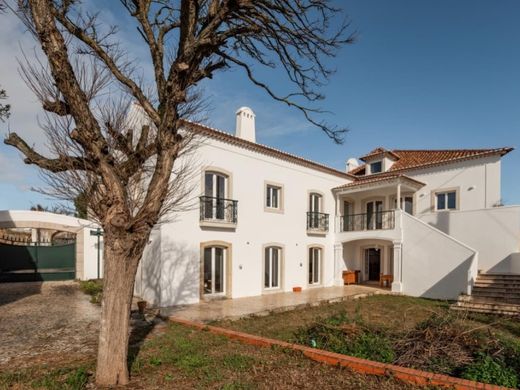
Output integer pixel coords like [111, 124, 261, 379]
[351, 147, 513, 176]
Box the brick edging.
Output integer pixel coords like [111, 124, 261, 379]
[170, 317, 510, 390]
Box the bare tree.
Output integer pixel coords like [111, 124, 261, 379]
[3, 0, 353, 385]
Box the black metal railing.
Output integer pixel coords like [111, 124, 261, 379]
[307, 212, 329, 232]
[341, 210, 395, 232]
[199, 196, 238, 224]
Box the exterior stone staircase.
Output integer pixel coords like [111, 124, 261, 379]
[452, 273, 520, 316]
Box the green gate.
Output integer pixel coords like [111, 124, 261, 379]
[0, 242, 76, 282]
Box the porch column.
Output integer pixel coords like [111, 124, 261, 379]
[396, 182, 402, 210]
[391, 240, 403, 293]
[334, 243, 344, 286]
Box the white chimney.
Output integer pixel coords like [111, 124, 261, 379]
[346, 158, 359, 172]
[235, 107, 256, 142]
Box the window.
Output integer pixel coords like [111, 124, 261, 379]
[436, 191, 457, 211]
[264, 246, 281, 289]
[394, 196, 414, 215]
[308, 247, 322, 285]
[370, 161, 382, 174]
[266, 184, 282, 209]
[203, 246, 226, 295]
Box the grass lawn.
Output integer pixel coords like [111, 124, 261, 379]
[0, 321, 422, 390]
[214, 295, 520, 388]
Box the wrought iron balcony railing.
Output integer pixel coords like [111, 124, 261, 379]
[307, 212, 329, 232]
[200, 196, 238, 224]
[340, 210, 395, 232]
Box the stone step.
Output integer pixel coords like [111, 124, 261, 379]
[472, 287, 520, 296]
[451, 303, 520, 316]
[473, 281, 520, 288]
[460, 294, 520, 305]
[477, 274, 520, 281]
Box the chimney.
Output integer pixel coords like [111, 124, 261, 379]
[235, 107, 256, 142]
[346, 158, 359, 172]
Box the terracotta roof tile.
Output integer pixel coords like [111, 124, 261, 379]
[181, 120, 356, 179]
[352, 147, 513, 176]
[333, 174, 425, 191]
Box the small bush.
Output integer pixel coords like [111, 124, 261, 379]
[79, 279, 103, 304]
[461, 354, 518, 388]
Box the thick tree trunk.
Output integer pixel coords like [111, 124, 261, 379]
[95, 233, 144, 386]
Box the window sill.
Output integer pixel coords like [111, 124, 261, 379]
[199, 220, 237, 229]
[264, 207, 284, 214]
[306, 229, 328, 236]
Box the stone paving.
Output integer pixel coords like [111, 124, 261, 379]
[0, 281, 101, 370]
[162, 284, 390, 323]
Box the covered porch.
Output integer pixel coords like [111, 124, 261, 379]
[333, 174, 425, 235]
[334, 237, 404, 293]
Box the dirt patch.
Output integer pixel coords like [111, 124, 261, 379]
[0, 281, 101, 370]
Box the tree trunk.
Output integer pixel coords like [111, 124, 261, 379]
[95, 233, 144, 386]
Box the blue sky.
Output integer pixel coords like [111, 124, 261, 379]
[0, 0, 519, 209]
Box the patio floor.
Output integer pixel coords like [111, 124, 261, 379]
[162, 285, 390, 323]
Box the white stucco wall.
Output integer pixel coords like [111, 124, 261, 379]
[408, 156, 502, 215]
[419, 206, 520, 273]
[401, 213, 477, 300]
[137, 136, 348, 306]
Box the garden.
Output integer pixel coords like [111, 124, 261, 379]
[214, 295, 520, 388]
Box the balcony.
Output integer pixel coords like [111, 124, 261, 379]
[307, 212, 329, 234]
[199, 196, 238, 227]
[340, 210, 395, 232]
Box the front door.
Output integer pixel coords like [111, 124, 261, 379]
[364, 248, 381, 281]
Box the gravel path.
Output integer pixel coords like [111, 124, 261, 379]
[0, 281, 100, 370]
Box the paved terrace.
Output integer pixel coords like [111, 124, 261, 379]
[162, 285, 390, 323]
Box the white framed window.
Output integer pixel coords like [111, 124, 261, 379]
[370, 161, 382, 174]
[266, 184, 282, 210]
[436, 191, 457, 211]
[308, 247, 322, 285]
[264, 246, 281, 290]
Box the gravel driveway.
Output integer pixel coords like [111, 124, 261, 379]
[0, 281, 101, 370]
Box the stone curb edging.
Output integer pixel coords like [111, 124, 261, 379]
[169, 317, 510, 390]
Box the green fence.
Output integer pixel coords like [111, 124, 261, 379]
[0, 242, 75, 282]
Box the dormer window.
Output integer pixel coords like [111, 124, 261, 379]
[370, 161, 382, 174]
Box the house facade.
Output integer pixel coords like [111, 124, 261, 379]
[135, 106, 520, 307]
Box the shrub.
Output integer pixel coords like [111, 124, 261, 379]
[79, 279, 103, 304]
[294, 314, 395, 364]
[461, 353, 518, 388]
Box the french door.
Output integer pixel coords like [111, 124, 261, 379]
[264, 246, 281, 289]
[203, 246, 226, 295]
[204, 172, 227, 220]
[308, 247, 321, 285]
[395, 196, 414, 215]
[308, 193, 322, 229]
[366, 200, 383, 230]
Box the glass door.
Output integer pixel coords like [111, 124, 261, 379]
[203, 247, 226, 295]
[366, 201, 383, 229]
[308, 247, 321, 285]
[204, 172, 227, 220]
[264, 247, 280, 289]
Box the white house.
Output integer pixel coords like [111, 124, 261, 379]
[135, 106, 520, 307]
